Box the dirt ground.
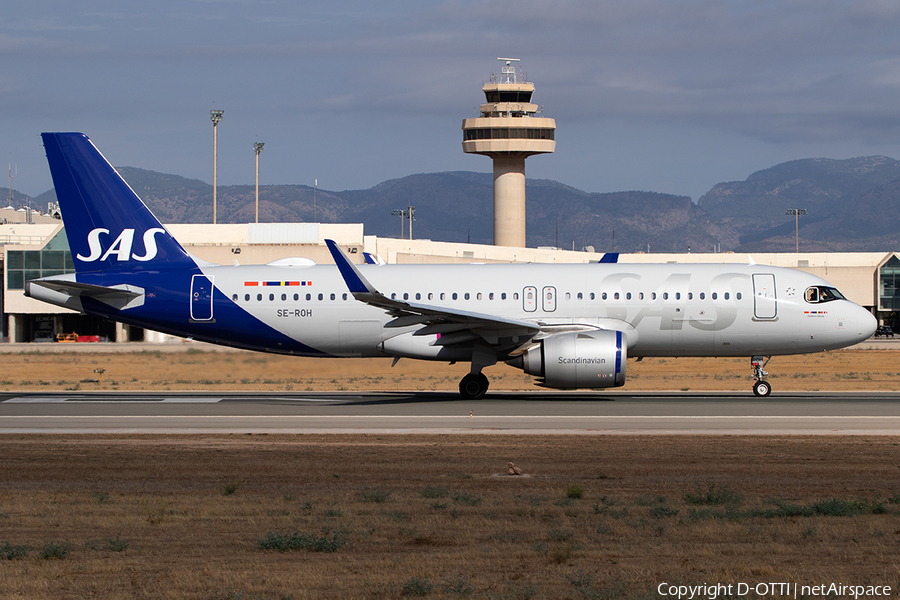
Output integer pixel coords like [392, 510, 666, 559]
[1, 435, 899, 599]
[0, 346, 898, 393]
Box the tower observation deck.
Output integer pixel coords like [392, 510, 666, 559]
[462, 58, 556, 247]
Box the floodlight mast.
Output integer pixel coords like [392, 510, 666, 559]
[786, 208, 808, 253]
[210, 109, 224, 224]
[391, 208, 405, 239]
[254, 141, 264, 223]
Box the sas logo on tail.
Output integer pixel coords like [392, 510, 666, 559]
[77, 228, 167, 262]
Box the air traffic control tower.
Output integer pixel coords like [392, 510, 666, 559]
[462, 58, 556, 247]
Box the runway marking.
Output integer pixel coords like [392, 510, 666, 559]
[2, 414, 900, 420]
[3, 397, 224, 404]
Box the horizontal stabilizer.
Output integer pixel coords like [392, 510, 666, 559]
[27, 276, 145, 310]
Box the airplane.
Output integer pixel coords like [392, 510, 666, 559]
[27, 133, 877, 399]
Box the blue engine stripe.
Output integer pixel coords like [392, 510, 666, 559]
[615, 331, 622, 375]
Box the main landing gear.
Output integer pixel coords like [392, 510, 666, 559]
[459, 342, 496, 400]
[751, 356, 771, 397]
[459, 373, 489, 400]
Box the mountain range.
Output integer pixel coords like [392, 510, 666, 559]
[17, 155, 900, 253]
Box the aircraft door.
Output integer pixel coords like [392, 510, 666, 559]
[752, 273, 777, 319]
[190, 274, 214, 321]
[523, 286, 537, 312]
[542, 286, 557, 312]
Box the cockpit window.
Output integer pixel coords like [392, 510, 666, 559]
[805, 286, 845, 304]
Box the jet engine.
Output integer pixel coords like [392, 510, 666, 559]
[508, 330, 626, 389]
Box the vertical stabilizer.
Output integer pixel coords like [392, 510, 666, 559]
[41, 132, 195, 274]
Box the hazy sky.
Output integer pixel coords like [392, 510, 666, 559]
[3, 0, 900, 202]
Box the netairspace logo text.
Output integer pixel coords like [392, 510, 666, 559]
[657, 582, 892, 600]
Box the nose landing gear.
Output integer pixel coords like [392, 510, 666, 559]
[751, 356, 771, 396]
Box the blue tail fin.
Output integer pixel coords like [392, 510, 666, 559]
[41, 132, 195, 274]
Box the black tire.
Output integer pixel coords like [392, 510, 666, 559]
[459, 373, 489, 400]
[753, 380, 771, 397]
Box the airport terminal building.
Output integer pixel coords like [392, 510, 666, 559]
[2, 207, 899, 344]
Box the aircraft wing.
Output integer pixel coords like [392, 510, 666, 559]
[325, 240, 540, 345]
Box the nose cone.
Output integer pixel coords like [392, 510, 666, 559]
[858, 306, 878, 341]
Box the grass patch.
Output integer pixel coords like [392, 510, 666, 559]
[0, 542, 30, 560]
[257, 527, 349, 553]
[401, 577, 434, 597]
[39, 541, 71, 560]
[683, 483, 744, 506]
[451, 493, 482, 507]
[565, 483, 585, 499]
[360, 488, 392, 503]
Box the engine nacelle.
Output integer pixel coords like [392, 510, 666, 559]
[511, 330, 626, 389]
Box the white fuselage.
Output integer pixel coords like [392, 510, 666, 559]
[202, 261, 874, 359]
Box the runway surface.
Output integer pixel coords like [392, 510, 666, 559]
[2, 390, 900, 434]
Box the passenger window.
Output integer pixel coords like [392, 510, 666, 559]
[651, 292, 657, 300]
[452, 293, 458, 300]
[464, 293, 470, 300]
[501, 293, 507, 300]
[477, 292, 482, 300]
[269, 293, 275, 301]
[306, 293, 311, 301]
[590, 292, 595, 300]
[565, 292, 571, 300]
[626, 292, 632, 300]
[391, 293, 397, 300]
[577, 292, 583, 300]
[232, 294, 238, 301]
[257, 294, 263, 301]
[724, 292, 730, 300]
[700, 292, 705, 300]
[342, 293, 348, 300]
[330, 293, 336, 300]
[736, 292, 742, 300]
[663, 292, 669, 300]
[281, 293, 287, 301]
[602, 292, 608, 300]
[675, 292, 681, 300]
[614, 292, 620, 300]
[513, 292, 519, 300]
[244, 294, 250, 301]
[318, 293, 323, 301]
[712, 292, 718, 300]
[403, 293, 409, 300]
[687, 292, 692, 300]
[293, 293, 299, 301]
[416, 293, 421, 300]
[440, 293, 446, 300]
[428, 293, 433, 300]
[639, 292, 644, 300]
[489, 292, 494, 300]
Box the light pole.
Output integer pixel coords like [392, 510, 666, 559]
[391, 209, 405, 239]
[313, 179, 317, 222]
[406, 205, 415, 240]
[253, 142, 264, 223]
[210, 109, 224, 224]
[786, 208, 807, 253]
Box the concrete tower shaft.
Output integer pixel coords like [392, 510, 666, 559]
[461, 59, 555, 247]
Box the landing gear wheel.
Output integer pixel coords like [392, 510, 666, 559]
[753, 380, 771, 397]
[459, 373, 489, 400]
